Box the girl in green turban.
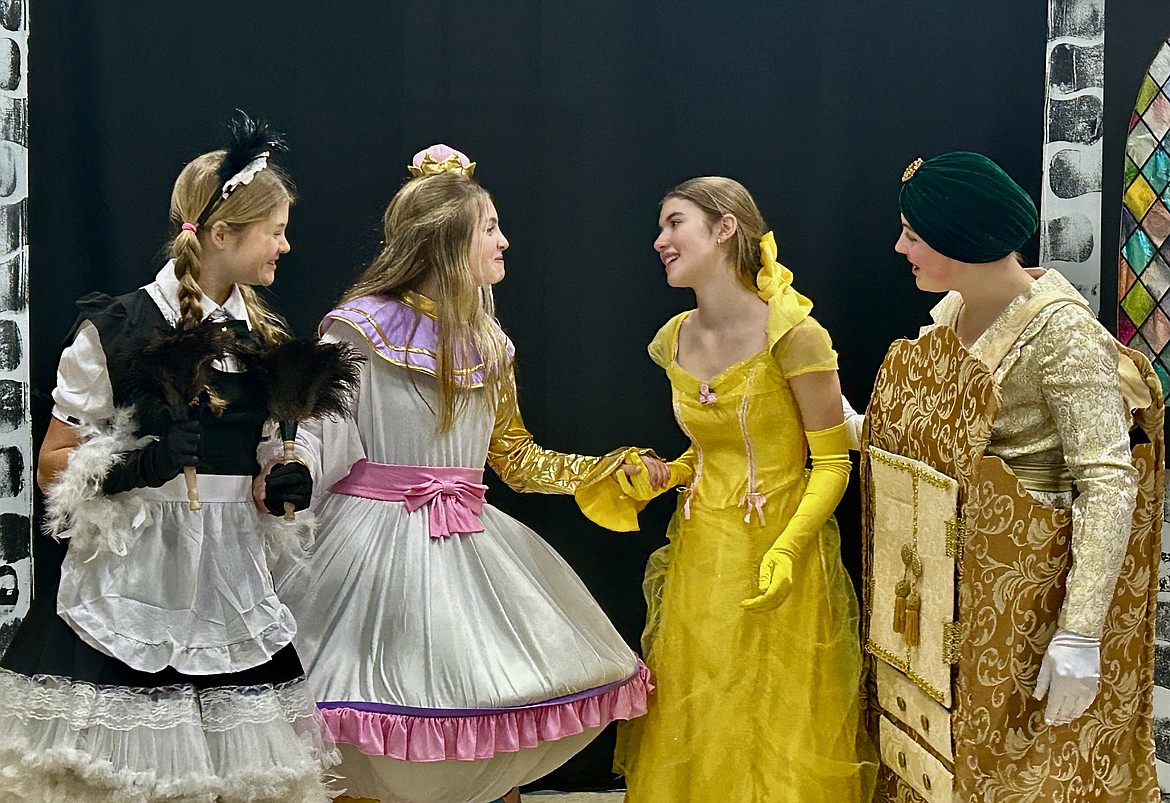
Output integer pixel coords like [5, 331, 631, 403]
[859, 151, 1161, 802]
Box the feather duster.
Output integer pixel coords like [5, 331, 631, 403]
[248, 338, 364, 519]
[121, 321, 232, 509]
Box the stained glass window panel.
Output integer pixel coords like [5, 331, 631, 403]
[1119, 35, 1170, 400]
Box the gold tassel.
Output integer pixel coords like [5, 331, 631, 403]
[893, 579, 909, 634]
[904, 593, 921, 648]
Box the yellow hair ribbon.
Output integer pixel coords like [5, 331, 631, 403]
[754, 230, 816, 346]
[756, 230, 793, 302]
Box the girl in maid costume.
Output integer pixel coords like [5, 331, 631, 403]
[0, 116, 339, 802]
[276, 145, 658, 803]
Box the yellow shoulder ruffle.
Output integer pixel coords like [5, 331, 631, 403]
[648, 311, 689, 369]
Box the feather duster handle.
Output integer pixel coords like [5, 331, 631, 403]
[121, 322, 231, 510]
[259, 339, 364, 520]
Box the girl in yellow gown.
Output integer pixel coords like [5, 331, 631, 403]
[580, 177, 875, 802]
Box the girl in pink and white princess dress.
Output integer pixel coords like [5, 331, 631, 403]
[274, 146, 659, 803]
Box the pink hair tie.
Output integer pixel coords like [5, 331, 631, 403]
[181, 222, 198, 233]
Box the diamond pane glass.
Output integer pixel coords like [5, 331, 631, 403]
[1127, 119, 1158, 166]
[1142, 147, 1170, 192]
[1153, 45, 1170, 85]
[1123, 281, 1157, 327]
[1126, 174, 1158, 219]
[1142, 254, 1170, 300]
[1126, 155, 1141, 188]
[1119, 37, 1170, 402]
[1122, 257, 1138, 295]
[1142, 306, 1170, 352]
[1147, 92, 1170, 140]
[1119, 309, 1138, 343]
[1124, 228, 1156, 271]
[1156, 360, 1170, 397]
[1138, 73, 1160, 113]
[1143, 198, 1170, 245]
[1135, 335, 1157, 363]
[1123, 204, 1140, 242]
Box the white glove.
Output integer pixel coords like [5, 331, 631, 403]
[841, 394, 864, 452]
[1032, 629, 1101, 725]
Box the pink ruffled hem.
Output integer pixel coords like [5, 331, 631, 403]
[322, 661, 652, 761]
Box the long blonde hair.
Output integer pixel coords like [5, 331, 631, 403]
[664, 176, 768, 291]
[341, 172, 511, 433]
[167, 151, 294, 345]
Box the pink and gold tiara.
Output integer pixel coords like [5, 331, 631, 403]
[408, 144, 476, 177]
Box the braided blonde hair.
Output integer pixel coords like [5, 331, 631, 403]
[167, 151, 294, 345]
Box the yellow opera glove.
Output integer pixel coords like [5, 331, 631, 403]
[741, 422, 851, 613]
[615, 449, 694, 502]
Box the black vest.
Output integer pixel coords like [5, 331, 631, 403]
[65, 289, 269, 477]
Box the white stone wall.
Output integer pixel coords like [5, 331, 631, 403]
[0, 0, 31, 660]
[1041, 0, 1105, 310]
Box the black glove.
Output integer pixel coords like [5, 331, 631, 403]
[102, 419, 201, 495]
[263, 462, 313, 515]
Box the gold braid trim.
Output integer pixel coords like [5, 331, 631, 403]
[868, 446, 953, 489]
[865, 642, 948, 706]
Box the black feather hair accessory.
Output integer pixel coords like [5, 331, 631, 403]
[195, 110, 287, 226]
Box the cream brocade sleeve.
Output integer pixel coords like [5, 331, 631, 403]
[487, 376, 630, 496]
[1039, 307, 1138, 638]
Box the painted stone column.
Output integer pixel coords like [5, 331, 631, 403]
[0, 0, 29, 660]
[1041, 0, 1105, 309]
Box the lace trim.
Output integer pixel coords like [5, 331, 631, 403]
[672, 386, 703, 519]
[0, 746, 336, 803]
[737, 365, 765, 525]
[0, 669, 339, 801]
[0, 668, 321, 733]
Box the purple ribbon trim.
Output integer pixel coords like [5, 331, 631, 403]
[317, 668, 639, 719]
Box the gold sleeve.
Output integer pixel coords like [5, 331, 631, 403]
[1040, 308, 1139, 638]
[487, 381, 630, 496]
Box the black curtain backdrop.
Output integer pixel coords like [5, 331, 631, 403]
[24, 0, 1159, 791]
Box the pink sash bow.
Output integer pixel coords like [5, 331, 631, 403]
[330, 460, 488, 538]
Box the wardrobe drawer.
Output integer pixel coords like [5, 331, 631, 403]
[876, 659, 953, 761]
[879, 715, 954, 803]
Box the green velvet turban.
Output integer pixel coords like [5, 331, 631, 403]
[898, 151, 1038, 264]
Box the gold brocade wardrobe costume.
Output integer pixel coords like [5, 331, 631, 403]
[863, 270, 1163, 802]
[583, 266, 875, 802]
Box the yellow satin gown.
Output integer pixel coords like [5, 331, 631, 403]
[612, 311, 874, 803]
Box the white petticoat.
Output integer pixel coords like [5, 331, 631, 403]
[0, 668, 339, 802]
